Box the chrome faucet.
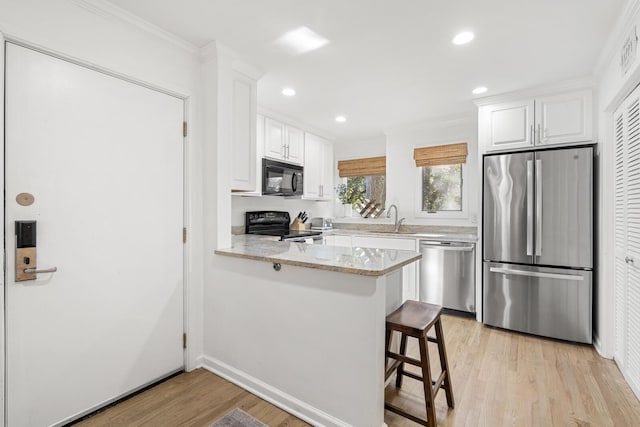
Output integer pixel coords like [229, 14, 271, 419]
[386, 204, 405, 233]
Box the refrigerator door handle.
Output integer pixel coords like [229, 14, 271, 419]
[489, 267, 584, 281]
[526, 160, 534, 256]
[535, 158, 542, 257]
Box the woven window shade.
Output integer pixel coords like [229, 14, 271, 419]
[337, 156, 386, 177]
[414, 142, 468, 167]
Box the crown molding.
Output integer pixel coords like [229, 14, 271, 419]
[70, 0, 199, 54]
[473, 76, 595, 107]
[258, 106, 336, 142]
[593, 0, 640, 77]
[199, 40, 264, 79]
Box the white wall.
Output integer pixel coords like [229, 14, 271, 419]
[0, 3, 206, 420]
[593, 0, 640, 358]
[333, 134, 386, 161]
[385, 115, 479, 226]
[332, 120, 479, 226]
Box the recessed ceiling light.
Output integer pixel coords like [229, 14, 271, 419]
[453, 31, 475, 45]
[282, 88, 296, 97]
[472, 86, 488, 95]
[275, 26, 330, 55]
[335, 116, 347, 123]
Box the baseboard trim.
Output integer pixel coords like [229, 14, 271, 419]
[201, 355, 350, 427]
[593, 334, 614, 359]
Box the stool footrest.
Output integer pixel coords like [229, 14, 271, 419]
[433, 370, 447, 394]
[384, 403, 428, 426]
[427, 336, 438, 343]
[401, 370, 423, 382]
[385, 351, 422, 367]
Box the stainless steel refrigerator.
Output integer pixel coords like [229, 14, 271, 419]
[483, 145, 593, 344]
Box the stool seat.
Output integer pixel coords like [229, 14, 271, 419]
[385, 301, 454, 426]
[386, 300, 442, 336]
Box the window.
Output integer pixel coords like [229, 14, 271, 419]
[414, 142, 468, 216]
[421, 164, 462, 212]
[346, 175, 386, 210]
[337, 156, 387, 215]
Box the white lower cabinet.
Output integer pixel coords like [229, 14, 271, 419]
[324, 234, 418, 301]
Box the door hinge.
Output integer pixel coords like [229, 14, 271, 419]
[183, 227, 187, 243]
[183, 333, 187, 349]
[183, 121, 188, 138]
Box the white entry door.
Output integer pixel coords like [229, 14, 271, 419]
[5, 43, 185, 426]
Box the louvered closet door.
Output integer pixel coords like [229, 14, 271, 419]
[615, 109, 627, 367]
[615, 83, 640, 398]
[626, 92, 640, 392]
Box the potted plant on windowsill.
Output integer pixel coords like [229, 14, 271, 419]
[335, 182, 366, 217]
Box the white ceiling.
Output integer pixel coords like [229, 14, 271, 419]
[108, 0, 624, 141]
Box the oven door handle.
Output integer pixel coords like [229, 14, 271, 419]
[291, 173, 298, 192]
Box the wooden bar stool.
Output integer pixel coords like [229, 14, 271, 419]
[384, 300, 454, 426]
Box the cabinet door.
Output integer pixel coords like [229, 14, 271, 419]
[322, 235, 335, 246]
[333, 235, 353, 247]
[352, 236, 418, 302]
[230, 72, 257, 191]
[323, 235, 352, 247]
[613, 83, 640, 398]
[303, 133, 321, 198]
[264, 118, 285, 160]
[535, 90, 593, 146]
[481, 99, 534, 152]
[286, 126, 304, 165]
[320, 137, 334, 200]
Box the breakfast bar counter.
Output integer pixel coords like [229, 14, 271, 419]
[206, 236, 421, 427]
[215, 234, 421, 276]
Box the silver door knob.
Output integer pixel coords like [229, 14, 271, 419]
[625, 256, 634, 264]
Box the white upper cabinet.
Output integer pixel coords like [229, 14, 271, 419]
[535, 90, 593, 146]
[481, 99, 535, 151]
[480, 89, 593, 152]
[303, 133, 322, 199]
[303, 133, 334, 200]
[264, 117, 286, 160]
[320, 137, 334, 199]
[230, 71, 257, 191]
[264, 117, 304, 165]
[285, 126, 304, 164]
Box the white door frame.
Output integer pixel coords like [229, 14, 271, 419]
[0, 31, 195, 427]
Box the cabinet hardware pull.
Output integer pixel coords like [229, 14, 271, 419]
[537, 124, 542, 144]
[490, 267, 583, 281]
[531, 124, 534, 144]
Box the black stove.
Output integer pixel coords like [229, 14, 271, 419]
[245, 211, 322, 241]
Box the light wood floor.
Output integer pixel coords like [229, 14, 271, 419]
[76, 315, 640, 426]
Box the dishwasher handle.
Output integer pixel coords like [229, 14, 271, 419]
[420, 241, 474, 252]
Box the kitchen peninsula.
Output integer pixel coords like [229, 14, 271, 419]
[211, 235, 421, 427]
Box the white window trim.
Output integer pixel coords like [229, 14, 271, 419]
[414, 161, 469, 219]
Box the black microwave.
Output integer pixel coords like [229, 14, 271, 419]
[262, 158, 303, 196]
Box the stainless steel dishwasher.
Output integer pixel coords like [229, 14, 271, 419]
[419, 240, 475, 313]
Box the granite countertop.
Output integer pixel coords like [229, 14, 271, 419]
[215, 235, 421, 276]
[232, 225, 478, 242]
